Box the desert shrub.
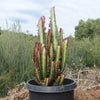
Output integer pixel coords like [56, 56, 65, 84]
[0, 74, 15, 97]
[67, 35, 100, 68]
[0, 31, 36, 82]
[0, 30, 36, 97]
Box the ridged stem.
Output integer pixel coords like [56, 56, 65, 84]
[53, 76, 61, 86]
[42, 47, 46, 78]
[61, 40, 67, 71]
[35, 67, 41, 82]
[56, 46, 60, 62]
[59, 74, 64, 85]
[51, 7, 58, 50]
[37, 50, 40, 69]
[39, 18, 44, 43]
[50, 43, 53, 62]
[45, 78, 49, 86]
[49, 61, 54, 81]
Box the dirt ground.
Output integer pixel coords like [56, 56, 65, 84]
[74, 88, 100, 100]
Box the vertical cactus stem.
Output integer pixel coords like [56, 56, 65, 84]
[61, 39, 67, 71]
[33, 45, 38, 63]
[45, 33, 47, 49]
[54, 62, 58, 78]
[39, 18, 44, 43]
[35, 56, 39, 67]
[49, 61, 54, 81]
[56, 61, 60, 74]
[35, 67, 41, 82]
[53, 76, 61, 86]
[45, 78, 49, 86]
[59, 28, 63, 43]
[59, 74, 65, 85]
[50, 43, 53, 62]
[42, 47, 46, 79]
[37, 50, 40, 69]
[56, 46, 61, 62]
[57, 76, 61, 83]
[46, 55, 50, 75]
[51, 7, 58, 50]
[47, 29, 51, 48]
[33, 49, 35, 63]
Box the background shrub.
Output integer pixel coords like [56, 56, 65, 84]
[0, 30, 37, 97]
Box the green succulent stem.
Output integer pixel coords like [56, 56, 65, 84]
[59, 74, 65, 85]
[35, 67, 41, 82]
[56, 46, 60, 62]
[59, 28, 63, 43]
[51, 7, 58, 50]
[39, 19, 44, 43]
[42, 47, 46, 78]
[45, 78, 49, 86]
[50, 43, 53, 62]
[61, 40, 67, 71]
[53, 76, 61, 86]
[49, 61, 54, 80]
[37, 50, 40, 69]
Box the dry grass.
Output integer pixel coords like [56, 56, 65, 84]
[65, 67, 100, 90]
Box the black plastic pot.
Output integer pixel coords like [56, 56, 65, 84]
[26, 78, 77, 100]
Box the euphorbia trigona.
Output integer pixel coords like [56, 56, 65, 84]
[33, 7, 69, 86]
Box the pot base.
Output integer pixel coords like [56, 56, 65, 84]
[29, 90, 74, 100]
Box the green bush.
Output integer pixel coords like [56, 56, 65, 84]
[0, 74, 15, 97]
[0, 30, 37, 97]
[67, 35, 100, 68]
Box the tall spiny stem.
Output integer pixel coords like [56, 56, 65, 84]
[61, 39, 68, 71]
[39, 17, 45, 43]
[42, 47, 46, 78]
[51, 7, 58, 50]
[50, 43, 53, 62]
[56, 46, 60, 62]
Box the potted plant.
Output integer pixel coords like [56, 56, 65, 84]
[26, 7, 77, 100]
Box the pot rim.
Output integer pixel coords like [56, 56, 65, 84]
[26, 78, 77, 93]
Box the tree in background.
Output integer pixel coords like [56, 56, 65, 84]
[75, 19, 100, 39]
